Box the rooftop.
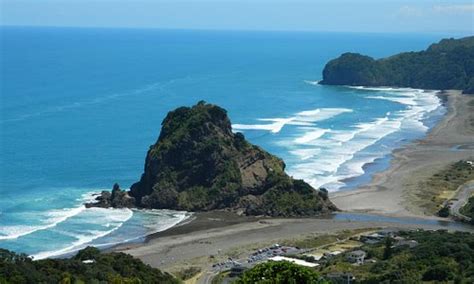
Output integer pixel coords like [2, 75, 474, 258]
[268, 256, 319, 268]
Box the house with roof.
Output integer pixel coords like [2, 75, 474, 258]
[346, 250, 366, 264]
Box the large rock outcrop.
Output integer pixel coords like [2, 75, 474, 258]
[88, 101, 337, 217]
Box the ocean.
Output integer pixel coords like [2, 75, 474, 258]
[0, 26, 446, 258]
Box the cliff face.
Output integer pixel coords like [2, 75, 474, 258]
[320, 36, 474, 93]
[90, 101, 336, 217]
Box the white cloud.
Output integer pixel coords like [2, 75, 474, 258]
[433, 4, 474, 14]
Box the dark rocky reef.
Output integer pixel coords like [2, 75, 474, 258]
[85, 183, 135, 208]
[87, 101, 337, 217]
[320, 36, 474, 94]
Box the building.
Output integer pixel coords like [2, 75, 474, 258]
[360, 233, 384, 244]
[268, 256, 319, 268]
[346, 250, 366, 264]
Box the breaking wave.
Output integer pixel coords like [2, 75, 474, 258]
[234, 87, 442, 191]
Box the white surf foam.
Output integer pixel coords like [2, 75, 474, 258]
[294, 128, 329, 144]
[289, 148, 322, 160]
[303, 80, 320, 85]
[31, 208, 190, 260]
[32, 207, 134, 260]
[89, 209, 191, 249]
[233, 108, 351, 134]
[233, 118, 295, 133]
[0, 206, 86, 241]
[282, 88, 441, 191]
[349, 86, 423, 92]
[0, 191, 103, 241]
[288, 117, 404, 190]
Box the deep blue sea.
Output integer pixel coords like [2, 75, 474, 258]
[0, 27, 447, 258]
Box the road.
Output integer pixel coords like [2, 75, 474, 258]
[197, 270, 219, 284]
[450, 180, 474, 222]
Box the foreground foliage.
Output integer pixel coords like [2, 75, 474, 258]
[321, 36, 474, 93]
[236, 261, 327, 284]
[0, 247, 180, 284]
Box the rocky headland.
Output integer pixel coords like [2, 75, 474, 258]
[320, 36, 474, 93]
[87, 101, 337, 217]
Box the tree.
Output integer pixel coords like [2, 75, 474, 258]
[383, 237, 393, 260]
[236, 261, 327, 284]
[422, 264, 455, 281]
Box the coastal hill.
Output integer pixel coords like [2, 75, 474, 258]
[88, 101, 336, 217]
[320, 36, 474, 93]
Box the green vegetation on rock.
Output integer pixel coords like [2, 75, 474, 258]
[92, 101, 336, 217]
[0, 247, 180, 284]
[320, 36, 474, 93]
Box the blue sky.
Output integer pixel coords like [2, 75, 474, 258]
[1, 0, 473, 34]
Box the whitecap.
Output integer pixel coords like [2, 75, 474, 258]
[0, 206, 86, 241]
[303, 80, 320, 85]
[233, 107, 352, 134]
[293, 128, 329, 144]
[0, 191, 104, 241]
[32, 207, 134, 260]
[233, 118, 295, 133]
[285, 87, 441, 190]
[31, 208, 190, 260]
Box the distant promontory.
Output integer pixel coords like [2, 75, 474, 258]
[87, 101, 337, 217]
[320, 36, 474, 94]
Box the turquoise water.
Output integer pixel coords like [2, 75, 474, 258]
[0, 27, 447, 258]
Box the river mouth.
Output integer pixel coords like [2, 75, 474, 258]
[329, 212, 472, 231]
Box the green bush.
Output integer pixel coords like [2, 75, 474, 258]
[236, 261, 327, 284]
[0, 247, 180, 284]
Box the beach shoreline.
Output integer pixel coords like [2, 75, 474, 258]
[111, 211, 473, 273]
[331, 90, 474, 217]
[109, 90, 474, 275]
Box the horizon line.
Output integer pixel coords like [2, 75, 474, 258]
[1, 24, 471, 37]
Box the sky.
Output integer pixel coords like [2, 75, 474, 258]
[0, 0, 473, 34]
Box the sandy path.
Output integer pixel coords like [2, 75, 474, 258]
[450, 181, 474, 221]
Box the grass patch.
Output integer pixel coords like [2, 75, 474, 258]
[211, 271, 230, 284]
[175, 266, 201, 281]
[414, 160, 474, 215]
[282, 228, 377, 249]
